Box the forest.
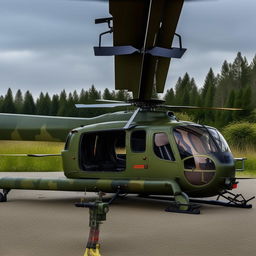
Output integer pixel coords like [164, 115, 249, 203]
[0, 52, 256, 173]
[0, 52, 255, 129]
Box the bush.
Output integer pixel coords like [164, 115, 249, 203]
[222, 122, 256, 150]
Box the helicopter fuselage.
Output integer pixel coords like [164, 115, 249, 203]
[61, 110, 236, 198]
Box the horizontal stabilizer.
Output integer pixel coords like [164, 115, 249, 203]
[147, 47, 186, 59]
[94, 46, 139, 56]
[94, 46, 186, 59]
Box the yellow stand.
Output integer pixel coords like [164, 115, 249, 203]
[84, 244, 101, 256]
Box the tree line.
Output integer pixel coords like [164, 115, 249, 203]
[0, 52, 255, 127]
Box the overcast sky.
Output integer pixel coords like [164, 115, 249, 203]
[0, 0, 255, 97]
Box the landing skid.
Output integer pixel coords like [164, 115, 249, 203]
[165, 202, 200, 214]
[139, 190, 255, 210]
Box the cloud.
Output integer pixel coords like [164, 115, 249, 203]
[0, 0, 255, 97]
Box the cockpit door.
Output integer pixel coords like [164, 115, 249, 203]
[127, 129, 149, 174]
[148, 129, 180, 179]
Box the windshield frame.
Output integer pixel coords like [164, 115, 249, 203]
[172, 124, 233, 164]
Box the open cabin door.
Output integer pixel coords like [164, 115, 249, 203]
[79, 130, 126, 172]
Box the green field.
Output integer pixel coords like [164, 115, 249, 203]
[0, 141, 64, 172]
[232, 148, 256, 177]
[0, 141, 255, 177]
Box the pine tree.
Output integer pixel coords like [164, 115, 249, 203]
[241, 86, 253, 119]
[79, 89, 89, 103]
[103, 88, 114, 100]
[115, 90, 126, 101]
[57, 90, 68, 116]
[232, 88, 243, 120]
[88, 85, 101, 102]
[175, 74, 190, 105]
[201, 68, 216, 105]
[0, 96, 4, 112]
[231, 52, 251, 89]
[22, 91, 36, 114]
[36, 93, 45, 115]
[2, 88, 16, 113]
[189, 79, 199, 106]
[50, 94, 59, 116]
[220, 90, 235, 126]
[78, 89, 89, 117]
[214, 60, 232, 107]
[66, 92, 77, 117]
[164, 88, 175, 104]
[36, 92, 51, 115]
[14, 89, 23, 114]
[73, 90, 79, 104]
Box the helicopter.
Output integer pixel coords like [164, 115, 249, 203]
[0, 0, 255, 255]
[0, 0, 252, 212]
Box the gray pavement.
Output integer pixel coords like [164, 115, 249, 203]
[0, 172, 255, 256]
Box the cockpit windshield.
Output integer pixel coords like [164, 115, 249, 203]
[173, 125, 233, 163]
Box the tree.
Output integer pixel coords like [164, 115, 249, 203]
[88, 85, 101, 102]
[50, 94, 59, 116]
[36, 92, 51, 115]
[22, 91, 36, 114]
[231, 52, 251, 90]
[0, 96, 4, 112]
[201, 68, 216, 106]
[175, 74, 191, 105]
[214, 60, 232, 107]
[2, 88, 16, 113]
[103, 88, 114, 100]
[57, 90, 68, 116]
[220, 89, 235, 126]
[189, 79, 199, 106]
[164, 88, 175, 104]
[14, 89, 23, 113]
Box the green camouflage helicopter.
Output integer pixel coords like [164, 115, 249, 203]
[0, 0, 254, 255]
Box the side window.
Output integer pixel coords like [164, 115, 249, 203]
[154, 133, 175, 161]
[131, 130, 146, 152]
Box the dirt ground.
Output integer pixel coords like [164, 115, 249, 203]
[0, 172, 255, 256]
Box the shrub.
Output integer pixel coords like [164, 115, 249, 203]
[222, 122, 256, 150]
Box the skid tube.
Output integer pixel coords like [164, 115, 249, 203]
[139, 193, 254, 209]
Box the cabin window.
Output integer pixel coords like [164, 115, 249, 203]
[80, 130, 126, 172]
[153, 133, 175, 161]
[131, 130, 146, 152]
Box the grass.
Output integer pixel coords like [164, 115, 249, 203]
[231, 147, 256, 177]
[0, 141, 64, 172]
[0, 141, 255, 177]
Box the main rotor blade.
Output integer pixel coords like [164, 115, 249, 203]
[124, 108, 140, 130]
[96, 99, 126, 103]
[75, 103, 131, 108]
[162, 105, 243, 111]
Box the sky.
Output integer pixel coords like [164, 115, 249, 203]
[0, 0, 255, 97]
